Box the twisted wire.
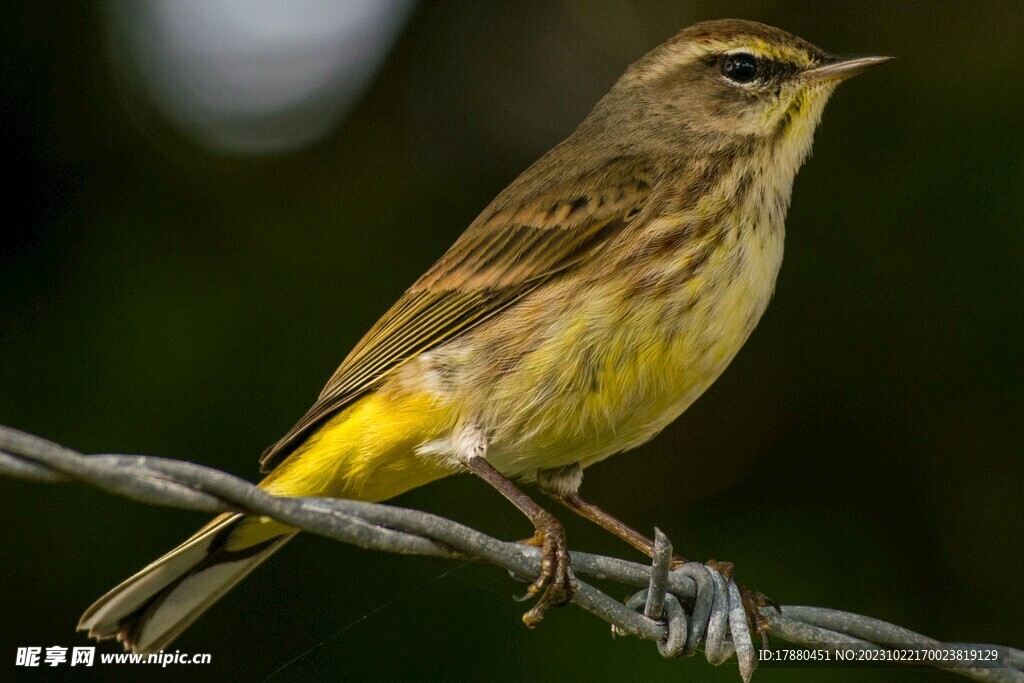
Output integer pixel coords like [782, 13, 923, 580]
[1, 425, 1020, 682]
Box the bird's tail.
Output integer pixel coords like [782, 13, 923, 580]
[78, 512, 294, 654]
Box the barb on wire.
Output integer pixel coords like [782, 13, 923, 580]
[0, 425, 1020, 682]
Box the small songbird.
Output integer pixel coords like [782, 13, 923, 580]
[79, 19, 891, 652]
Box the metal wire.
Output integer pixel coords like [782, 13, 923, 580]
[1, 425, 1020, 682]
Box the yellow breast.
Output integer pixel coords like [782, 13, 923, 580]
[405, 202, 784, 478]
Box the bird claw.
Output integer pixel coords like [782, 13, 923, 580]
[706, 558, 736, 582]
[517, 519, 575, 627]
[667, 554, 689, 570]
[738, 584, 775, 647]
[707, 559, 776, 645]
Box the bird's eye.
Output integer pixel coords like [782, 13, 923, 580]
[722, 53, 759, 83]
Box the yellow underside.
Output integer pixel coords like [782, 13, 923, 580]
[226, 390, 456, 551]
[260, 389, 458, 501]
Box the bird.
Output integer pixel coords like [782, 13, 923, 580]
[79, 19, 892, 653]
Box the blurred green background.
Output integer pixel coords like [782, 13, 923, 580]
[1, 1, 1021, 681]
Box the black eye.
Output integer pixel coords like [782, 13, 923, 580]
[722, 53, 759, 83]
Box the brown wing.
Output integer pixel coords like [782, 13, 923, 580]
[260, 159, 653, 472]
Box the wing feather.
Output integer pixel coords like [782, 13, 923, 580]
[260, 159, 653, 471]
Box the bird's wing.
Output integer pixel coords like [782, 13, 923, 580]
[260, 160, 653, 471]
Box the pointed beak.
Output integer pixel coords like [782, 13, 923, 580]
[802, 54, 895, 83]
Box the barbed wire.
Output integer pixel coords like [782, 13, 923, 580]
[1, 425, 1020, 682]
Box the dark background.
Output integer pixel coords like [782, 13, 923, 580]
[1, 1, 1021, 681]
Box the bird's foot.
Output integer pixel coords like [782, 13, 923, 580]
[668, 554, 689, 570]
[707, 558, 780, 646]
[517, 514, 575, 627]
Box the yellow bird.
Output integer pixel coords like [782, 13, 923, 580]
[79, 19, 891, 653]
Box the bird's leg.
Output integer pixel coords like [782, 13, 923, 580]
[458, 435, 574, 627]
[537, 465, 687, 566]
[464, 458, 575, 625]
[537, 464, 777, 642]
[558, 491, 689, 565]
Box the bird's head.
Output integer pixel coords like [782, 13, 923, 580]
[593, 19, 892, 163]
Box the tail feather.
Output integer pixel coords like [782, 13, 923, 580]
[78, 513, 294, 653]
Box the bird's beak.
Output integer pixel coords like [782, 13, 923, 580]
[802, 54, 895, 83]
